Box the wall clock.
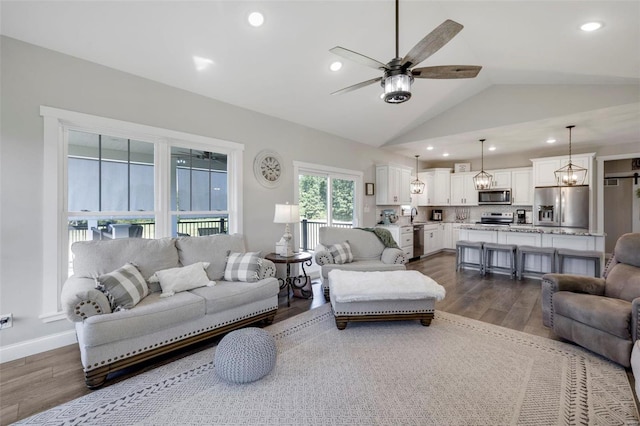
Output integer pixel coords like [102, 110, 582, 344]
[254, 150, 283, 188]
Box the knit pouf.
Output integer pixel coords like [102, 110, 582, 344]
[214, 327, 277, 384]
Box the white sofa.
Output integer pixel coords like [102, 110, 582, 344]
[61, 234, 279, 388]
[314, 227, 406, 300]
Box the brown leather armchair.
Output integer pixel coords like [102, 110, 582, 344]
[541, 233, 640, 366]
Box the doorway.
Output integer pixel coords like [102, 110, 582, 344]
[600, 157, 640, 254]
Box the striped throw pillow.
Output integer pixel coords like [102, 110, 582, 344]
[329, 241, 353, 264]
[95, 263, 149, 311]
[224, 252, 261, 282]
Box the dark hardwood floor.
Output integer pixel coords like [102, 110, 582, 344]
[0, 252, 630, 424]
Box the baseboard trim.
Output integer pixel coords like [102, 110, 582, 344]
[0, 329, 77, 363]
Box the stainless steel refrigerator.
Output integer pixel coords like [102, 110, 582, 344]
[534, 185, 589, 228]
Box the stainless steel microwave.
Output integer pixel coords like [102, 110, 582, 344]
[478, 189, 512, 205]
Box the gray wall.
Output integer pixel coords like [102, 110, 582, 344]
[0, 36, 412, 348]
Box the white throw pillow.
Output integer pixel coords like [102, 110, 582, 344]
[149, 262, 215, 297]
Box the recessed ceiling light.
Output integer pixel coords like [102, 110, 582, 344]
[442, 153, 450, 157]
[488, 146, 496, 151]
[248, 11, 264, 27]
[329, 61, 342, 72]
[193, 56, 214, 71]
[580, 22, 602, 32]
[546, 138, 556, 144]
[426, 146, 434, 151]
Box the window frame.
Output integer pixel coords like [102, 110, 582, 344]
[293, 161, 363, 227]
[41, 106, 244, 321]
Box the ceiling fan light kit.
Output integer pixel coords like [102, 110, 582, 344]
[410, 155, 425, 194]
[473, 139, 493, 190]
[329, 0, 481, 103]
[554, 125, 587, 186]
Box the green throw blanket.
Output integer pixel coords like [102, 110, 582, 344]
[356, 227, 400, 249]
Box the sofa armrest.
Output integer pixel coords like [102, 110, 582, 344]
[315, 250, 334, 266]
[540, 274, 606, 328]
[259, 258, 276, 279]
[632, 298, 640, 342]
[542, 274, 606, 295]
[61, 275, 112, 322]
[381, 247, 406, 265]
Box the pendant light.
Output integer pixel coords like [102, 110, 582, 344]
[473, 139, 493, 190]
[410, 155, 425, 194]
[554, 125, 587, 186]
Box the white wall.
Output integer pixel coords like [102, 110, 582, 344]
[0, 36, 413, 353]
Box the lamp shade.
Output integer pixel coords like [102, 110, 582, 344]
[273, 204, 300, 224]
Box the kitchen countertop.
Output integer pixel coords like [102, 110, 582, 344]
[457, 223, 605, 237]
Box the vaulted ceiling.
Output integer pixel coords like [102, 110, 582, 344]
[2, 1, 639, 161]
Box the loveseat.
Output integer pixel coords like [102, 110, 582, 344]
[61, 234, 279, 388]
[541, 232, 640, 367]
[314, 227, 406, 301]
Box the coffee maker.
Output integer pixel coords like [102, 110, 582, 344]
[431, 209, 443, 221]
[516, 209, 526, 224]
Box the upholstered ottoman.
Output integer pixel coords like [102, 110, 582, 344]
[328, 270, 446, 330]
[214, 327, 277, 383]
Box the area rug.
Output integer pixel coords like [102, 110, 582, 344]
[17, 305, 639, 425]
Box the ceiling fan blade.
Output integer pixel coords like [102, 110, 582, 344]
[401, 19, 464, 69]
[412, 65, 482, 79]
[331, 77, 383, 95]
[330, 47, 388, 71]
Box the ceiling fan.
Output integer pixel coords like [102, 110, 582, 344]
[330, 0, 482, 104]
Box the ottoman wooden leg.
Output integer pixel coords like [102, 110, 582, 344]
[335, 318, 347, 330]
[420, 313, 434, 326]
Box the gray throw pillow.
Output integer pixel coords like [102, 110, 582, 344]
[224, 252, 261, 282]
[95, 263, 149, 311]
[329, 241, 353, 265]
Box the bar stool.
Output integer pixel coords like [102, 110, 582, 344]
[556, 248, 604, 278]
[483, 243, 518, 279]
[517, 245, 556, 280]
[455, 240, 483, 274]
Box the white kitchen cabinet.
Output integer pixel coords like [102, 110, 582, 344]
[511, 168, 533, 205]
[376, 225, 412, 263]
[423, 224, 443, 255]
[432, 169, 451, 205]
[400, 168, 412, 205]
[443, 223, 454, 249]
[450, 173, 478, 206]
[490, 170, 511, 189]
[376, 164, 412, 205]
[451, 223, 462, 248]
[417, 168, 451, 206]
[416, 171, 434, 206]
[531, 153, 595, 187]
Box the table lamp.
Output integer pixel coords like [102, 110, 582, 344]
[273, 203, 300, 257]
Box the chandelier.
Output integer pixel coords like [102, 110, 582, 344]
[410, 155, 425, 194]
[473, 139, 493, 190]
[554, 125, 587, 186]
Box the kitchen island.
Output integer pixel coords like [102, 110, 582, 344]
[458, 224, 605, 278]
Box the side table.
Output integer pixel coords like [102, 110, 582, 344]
[264, 252, 313, 307]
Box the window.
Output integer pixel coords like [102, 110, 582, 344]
[41, 107, 243, 321]
[170, 147, 229, 237]
[294, 161, 363, 251]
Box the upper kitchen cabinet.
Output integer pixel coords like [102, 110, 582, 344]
[511, 168, 533, 205]
[450, 172, 478, 206]
[531, 153, 595, 187]
[490, 170, 511, 189]
[416, 168, 451, 206]
[376, 164, 412, 205]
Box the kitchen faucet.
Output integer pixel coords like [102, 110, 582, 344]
[410, 207, 418, 223]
